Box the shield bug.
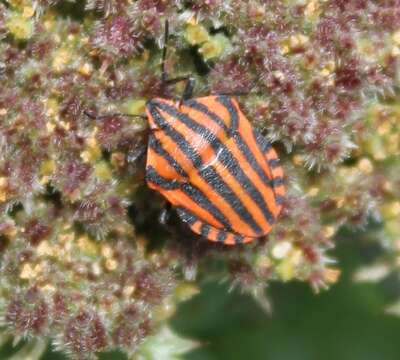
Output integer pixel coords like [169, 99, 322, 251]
[88, 21, 285, 245]
[145, 22, 285, 245]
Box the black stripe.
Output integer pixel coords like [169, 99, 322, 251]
[186, 96, 238, 132]
[253, 130, 284, 206]
[186, 97, 273, 187]
[253, 129, 272, 154]
[200, 223, 211, 237]
[234, 234, 245, 244]
[187, 98, 274, 199]
[176, 207, 197, 226]
[180, 183, 232, 229]
[185, 97, 275, 193]
[268, 159, 280, 168]
[149, 135, 232, 228]
[216, 230, 227, 243]
[184, 98, 230, 134]
[146, 166, 180, 190]
[272, 177, 284, 187]
[218, 96, 239, 131]
[250, 130, 285, 206]
[149, 135, 188, 178]
[147, 103, 203, 168]
[154, 99, 275, 227]
[216, 96, 274, 187]
[275, 195, 285, 205]
[148, 102, 262, 235]
[199, 97, 283, 214]
[197, 165, 263, 230]
[148, 105, 232, 229]
[146, 163, 231, 229]
[156, 100, 276, 227]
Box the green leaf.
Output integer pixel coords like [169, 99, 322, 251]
[8, 339, 47, 360]
[134, 326, 198, 360]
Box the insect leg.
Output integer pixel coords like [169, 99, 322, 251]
[181, 77, 195, 101]
[163, 76, 190, 85]
[160, 20, 195, 101]
[161, 20, 169, 83]
[215, 90, 262, 97]
[163, 76, 196, 103]
[159, 202, 172, 225]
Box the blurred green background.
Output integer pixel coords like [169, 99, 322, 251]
[173, 235, 400, 360]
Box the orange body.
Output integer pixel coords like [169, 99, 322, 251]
[145, 95, 285, 245]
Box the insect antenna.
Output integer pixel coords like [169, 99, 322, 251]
[215, 90, 263, 97]
[83, 110, 147, 121]
[211, 78, 264, 97]
[161, 20, 169, 83]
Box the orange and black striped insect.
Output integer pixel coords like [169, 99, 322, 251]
[86, 21, 284, 245]
[144, 21, 285, 245]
